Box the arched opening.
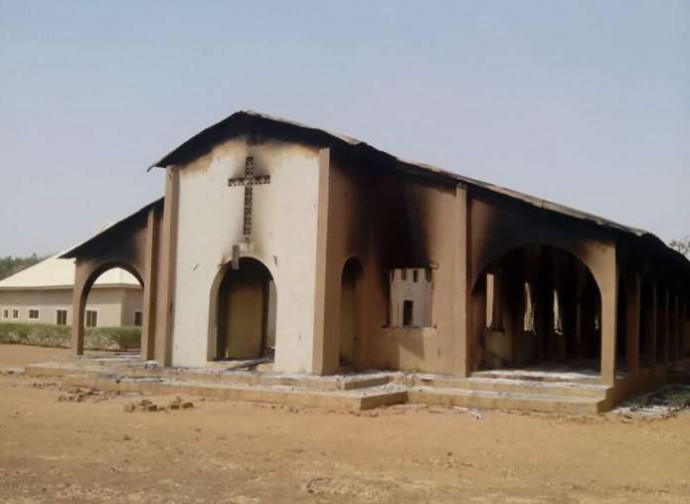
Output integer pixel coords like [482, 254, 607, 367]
[339, 257, 364, 367]
[214, 258, 276, 361]
[78, 263, 144, 353]
[472, 244, 602, 375]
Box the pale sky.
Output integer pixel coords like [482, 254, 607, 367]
[1, 0, 688, 256]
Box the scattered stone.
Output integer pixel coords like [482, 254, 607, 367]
[123, 397, 194, 413]
[613, 385, 690, 420]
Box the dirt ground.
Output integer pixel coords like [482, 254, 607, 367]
[1, 345, 689, 503]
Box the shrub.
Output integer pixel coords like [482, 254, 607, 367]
[87, 326, 141, 351]
[0, 322, 141, 351]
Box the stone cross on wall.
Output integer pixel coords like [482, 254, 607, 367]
[228, 156, 271, 239]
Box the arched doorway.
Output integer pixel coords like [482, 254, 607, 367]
[472, 244, 602, 374]
[339, 258, 364, 367]
[77, 263, 144, 352]
[215, 258, 276, 361]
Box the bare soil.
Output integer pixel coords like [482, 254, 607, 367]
[1, 344, 689, 503]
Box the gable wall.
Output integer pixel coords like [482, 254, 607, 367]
[172, 136, 322, 371]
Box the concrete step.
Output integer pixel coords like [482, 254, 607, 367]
[472, 369, 603, 385]
[26, 361, 610, 414]
[408, 386, 604, 415]
[60, 374, 408, 411]
[25, 362, 393, 391]
[406, 375, 609, 399]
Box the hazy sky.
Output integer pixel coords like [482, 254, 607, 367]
[1, 1, 688, 256]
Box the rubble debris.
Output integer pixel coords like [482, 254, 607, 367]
[613, 385, 690, 420]
[123, 396, 195, 413]
[58, 386, 112, 403]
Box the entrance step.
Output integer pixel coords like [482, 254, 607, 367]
[25, 360, 613, 414]
[25, 362, 393, 391]
[407, 387, 605, 415]
[404, 375, 609, 399]
[472, 369, 603, 385]
[59, 374, 408, 411]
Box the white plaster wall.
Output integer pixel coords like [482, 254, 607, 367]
[172, 137, 321, 371]
[0, 286, 141, 327]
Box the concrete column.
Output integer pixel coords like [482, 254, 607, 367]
[561, 258, 578, 361]
[311, 149, 333, 375]
[454, 184, 471, 376]
[470, 274, 487, 372]
[155, 166, 179, 367]
[625, 272, 641, 373]
[140, 206, 159, 361]
[533, 247, 554, 362]
[661, 288, 670, 364]
[649, 282, 658, 365]
[599, 247, 618, 386]
[673, 294, 680, 361]
[684, 300, 689, 359]
[70, 273, 87, 356]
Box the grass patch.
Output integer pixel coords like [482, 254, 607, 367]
[0, 322, 141, 351]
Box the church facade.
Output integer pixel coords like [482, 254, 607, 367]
[62, 111, 690, 404]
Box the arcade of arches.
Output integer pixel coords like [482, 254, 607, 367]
[474, 245, 603, 373]
[473, 243, 690, 381]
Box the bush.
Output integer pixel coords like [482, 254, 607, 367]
[0, 322, 141, 351]
[87, 326, 141, 351]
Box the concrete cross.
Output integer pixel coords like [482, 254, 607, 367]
[228, 156, 270, 238]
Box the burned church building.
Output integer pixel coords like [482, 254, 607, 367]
[62, 110, 690, 408]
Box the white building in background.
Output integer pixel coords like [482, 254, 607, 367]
[0, 255, 142, 328]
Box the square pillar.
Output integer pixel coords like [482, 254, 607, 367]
[155, 166, 179, 367]
[311, 149, 335, 375]
[140, 206, 159, 361]
[672, 294, 680, 361]
[599, 247, 618, 386]
[625, 271, 641, 373]
[71, 278, 86, 356]
[684, 300, 689, 359]
[454, 184, 471, 376]
[661, 288, 670, 364]
[650, 282, 658, 365]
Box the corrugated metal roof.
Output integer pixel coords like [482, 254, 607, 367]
[150, 109, 648, 238]
[60, 198, 163, 259]
[0, 254, 140, 290]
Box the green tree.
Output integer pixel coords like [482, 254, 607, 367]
[0, 254, 46, 281]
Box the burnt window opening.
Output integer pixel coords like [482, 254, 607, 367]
[403, 300, 414, 327]
[524, 282, 536, 332]
[485, 272, 504, 332]
[389, 267, 433, 328]
[553, 289, 563, 335]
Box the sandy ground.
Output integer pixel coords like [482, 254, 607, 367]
[1, 345, 689, 503]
